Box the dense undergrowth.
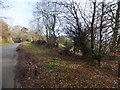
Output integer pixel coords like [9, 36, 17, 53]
[16, 43, 119, 88]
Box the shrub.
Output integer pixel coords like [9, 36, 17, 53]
[32, 40, 47, 45]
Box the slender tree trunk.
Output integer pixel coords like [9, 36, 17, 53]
[98, 1, 105, 64]
[46, 27, 49, 42]
[117, 36, 120, 51]
[52, 14, 58, 47]
[118, 63, 120, 77]
[112, 1, 120, 53]
[90, 1, 96, 57]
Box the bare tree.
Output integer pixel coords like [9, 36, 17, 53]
[90, 0, 97, 59]
[57, 0, 115, 64]
[32, 0, 118, 64]
[0, 0, 8, 8]
[112, 1, 120, 53]
[107, 0, 120, 53]
[33, 0, 61, 47]
[59, 0, 93, 57]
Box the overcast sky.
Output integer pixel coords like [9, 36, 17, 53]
[0, 1, 34, 28]
[0, 0, 87, 29]
[0, 0, 116, 29]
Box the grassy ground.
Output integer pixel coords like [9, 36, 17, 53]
[16, 43, 119, 88]
[0, 43, 13, 46]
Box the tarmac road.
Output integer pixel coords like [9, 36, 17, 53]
[0, 43, 20, 89]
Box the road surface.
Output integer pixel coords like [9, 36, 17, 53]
[0, 43, 20, 89]
[0, 47, 2, 90]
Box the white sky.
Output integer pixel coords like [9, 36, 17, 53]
[0, 0, 117, 29]
[0, 1, 35, 28]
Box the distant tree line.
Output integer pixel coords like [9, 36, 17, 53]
[11, 25, 40, 42]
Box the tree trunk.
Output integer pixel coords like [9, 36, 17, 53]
[79, 34, 92, 59]
[118, 63, 120, 77]
[98, 1, 105, 64]
[90, 1, 96, 57]
[111, 1, 120, 53]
